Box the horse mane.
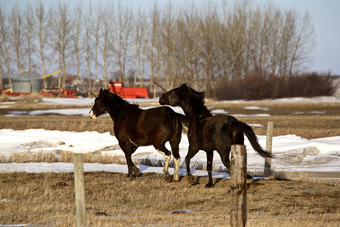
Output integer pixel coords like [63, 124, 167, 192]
[102, 89, 140, 111]
[181, 84, 211, 116]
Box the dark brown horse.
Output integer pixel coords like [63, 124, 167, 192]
[159, 84, 273, 187]
[90, 89, 184, 181]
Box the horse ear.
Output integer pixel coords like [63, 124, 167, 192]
[99, 88, 103, 94]
[199, 91, 205, 100]
[180, 83, 187, 88]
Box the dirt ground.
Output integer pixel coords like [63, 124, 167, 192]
[0, 172, 339, 226]
[0, 97, 340, 226]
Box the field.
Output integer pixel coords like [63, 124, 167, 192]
[1, 96, 340, 226]
[1, 97, 340, 139]
[1, 172, 340, 226]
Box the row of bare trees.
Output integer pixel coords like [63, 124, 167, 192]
[0, 0, 315, 94]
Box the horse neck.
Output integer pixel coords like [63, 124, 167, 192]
[104, 99, 119, 121]
[179, 99, 211, 122]
[106, 96, 139, 120]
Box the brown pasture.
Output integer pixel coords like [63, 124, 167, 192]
[1, 172, 340, 226]
[0, 96, 339, 139]
[0, 96, 340, 226]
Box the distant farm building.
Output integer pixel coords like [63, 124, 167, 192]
[12, 71, 42, 93]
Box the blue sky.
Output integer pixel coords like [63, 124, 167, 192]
[1, 0, 340, 75]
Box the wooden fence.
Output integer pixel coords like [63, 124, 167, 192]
[74, 153, 87, 227]
[230, 145, 247, 227]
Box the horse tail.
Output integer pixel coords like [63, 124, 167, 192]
[230, 118, 274, 158]
[176, 113, 189, 127]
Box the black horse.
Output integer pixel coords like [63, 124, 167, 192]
[90, 89, 184, 181]
[159, 84, 273, 187]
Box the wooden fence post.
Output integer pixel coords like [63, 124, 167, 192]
[74, 153, 87, 227]
[264, 121, 274, 177]
[230, 145, 247, 227]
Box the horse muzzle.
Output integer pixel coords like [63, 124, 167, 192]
[159, 96, 167, 105]
[89, 110, 97, 119]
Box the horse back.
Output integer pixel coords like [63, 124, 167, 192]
[145, 107, 183, 139]
[192, 114, 244, 150]
[115, 106, 181, 146]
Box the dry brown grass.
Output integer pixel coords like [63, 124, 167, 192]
[0, 115, 114, 134]
[206, 100, 340, 139]
[0, 151, 127, 165]
[241, 115, 340, 139]
[0, 172, 340, 226]
[15, 92, 42, 103]
[0, 94, 10, 102]
[1, 99, 339, 139]
[1, 97, 340, 226]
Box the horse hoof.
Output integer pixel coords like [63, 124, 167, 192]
[187, 175, 195, 184]
[164, 174, 172, 182]
[133, 166, 141, 177]
[173, 175, 179, 182]
[205, 183, 214, 188]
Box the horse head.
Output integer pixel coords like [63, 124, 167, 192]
[89, 88, 110, 119]
[159, 83, 205, 107]
[159, 83, 188, 106]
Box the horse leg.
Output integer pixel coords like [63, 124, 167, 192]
[217, 148, 231, 175]
[121, 142, 139, 179]
[218, 147, 252, 179]
[185, 146, 199, 184]
[155, 145, 172, 182]
[173, 157, 180, 182]
[206, 151, 214, 187]
[170, 140, 181, 182]
[131, 146, 140, 177]
[133, 165, 140, 177]
[124, 154, 135, 180]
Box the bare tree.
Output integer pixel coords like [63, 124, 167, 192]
[198, 4, 222, 93]
[97, 4, 113, 88]
[113, 3, 133, 84]
[23, 6, 35, 72]
[35, 2, 49, 87]
[174, 6, 200, 86]
[0, 1, 316, 94]
[0, 43, 3, 93]
[254, 4, 273, 76]
[72, 4, 83, 86]
[0, 60, 2, 93]
[147, 2, 161, 97]
[288, 12, 315, 76]
[267, 9, 283, 76]
[227, 1, 248, 79]
[91, 6, 101, 92]
[51, 3, 72, 88]
[158, 2, 179, 90]
[133, 8, 146, 87]
[84, 4, 93, 95]
[0, 7, 12, 89]
[122, 9, 133, 85]
[278, 10, 296, 77]
[8, 6, 23, 74]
